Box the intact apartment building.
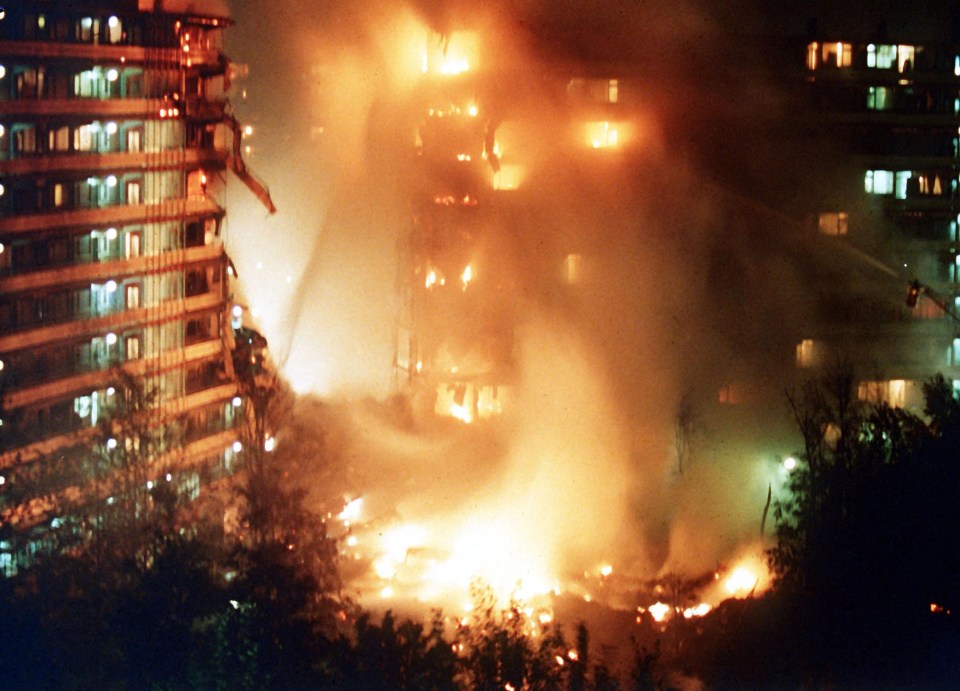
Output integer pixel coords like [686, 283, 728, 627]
[785, 22, 960, 409]
[396, 16, 960, 426]
[0, 1, 267, 571]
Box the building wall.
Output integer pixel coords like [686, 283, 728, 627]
[0, 1, 244, 571]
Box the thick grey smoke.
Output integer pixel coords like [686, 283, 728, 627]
[221, 0, 906, 604]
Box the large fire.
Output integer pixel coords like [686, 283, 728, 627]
[229, 3, 785, 635]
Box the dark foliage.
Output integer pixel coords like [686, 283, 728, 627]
[767, 369, 960, 683]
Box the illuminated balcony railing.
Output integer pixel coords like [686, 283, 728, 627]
[0, 148, 227, 177]
[0, 291, 223, 353]
[0, 197, 221, 235]
[0, 243, 223, 294]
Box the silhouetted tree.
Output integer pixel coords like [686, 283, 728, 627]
[455, 582, 569, 690]
[770, 366, 960, 681]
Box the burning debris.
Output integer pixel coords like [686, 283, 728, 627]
[226, 0, 805, 627]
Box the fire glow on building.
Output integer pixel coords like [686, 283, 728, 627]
[223, 0, 960, 622]
[223, 12, 782, 617]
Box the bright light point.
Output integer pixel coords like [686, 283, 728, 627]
[725, 566, 758, 595]
[264, 436, 276, 452]
[467, 104, 478, 117]
[106, 438, 118, 450]
[243, 125, 253, 136]
[600, 563, 613, 577]
[0, 66, 5, 80]
[232, 396, 242, 407]
[0, 476, 5, 486]
[374, 557, 397, 579]
[106, 175, 117, 187]
[106, 69, 119, 82]
[146, 480, 154, 490]
[105, 280, 117, 293]
[339, 497, 363, 523]
[232, 304, 243, 318]
[648, 602, 671, 622]
[105, 332, 117, 345]
[380, 585, 394, 598]
[230, 600, 239, 609]
[784, 456, 798, 471]
[0, 359, 4, 372]
[440, 58, 469, 75]
[105, 227, 117, 240]
[108, 16, 119, 28]
[346, 535, 358, 547]
[106, 386, 115, 395]
[683, 603, 712, 619]
[165, 473, 172, 482]
[0, 125, 4, 138]
[232, 441, 242, 453]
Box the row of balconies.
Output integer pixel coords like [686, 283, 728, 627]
[2, 6, 226, 62]
[805, 40, 959, 80]
[1, 354, 231, 449]
[2, 311, 221, 394]
[0, 219, 219, 280]
[0, 260, 221, 336]
[0, 196, 219, 236]
[0, 119, 226, 168]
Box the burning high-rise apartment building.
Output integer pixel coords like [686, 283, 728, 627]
[0, 0, 271, 572]
[396, 8, 960, 429]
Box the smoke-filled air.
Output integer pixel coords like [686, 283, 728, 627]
[221, 0, 815, 614]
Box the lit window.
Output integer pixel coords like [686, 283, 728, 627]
[106, 16, 122, 44]
[75, 124, 97, 152]
[895, 171, 911, 200]
[865, 170, 894, 195]
[608, 79, 619, 104]
[564, 253, 582, 284]
[858, 379, 907, 408]
[822, 42, 852, 67]
[806, 42, 819, 69]
[585, 121, 619, 149]
[897, 45, 915, 73]
[867, 86, 894, 111]
[796, 339, 816, 367]
[867, 44, 897, 69]
[125, 335, 140, 360]
[818, 211, 848, 236]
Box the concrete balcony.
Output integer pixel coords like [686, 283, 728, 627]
[0, 148, 228, 177]
[0, 243, 224, 294]
[0, 291, 223, 352]
[2, 339, 226, 410]
[0, 197, 222, 236]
